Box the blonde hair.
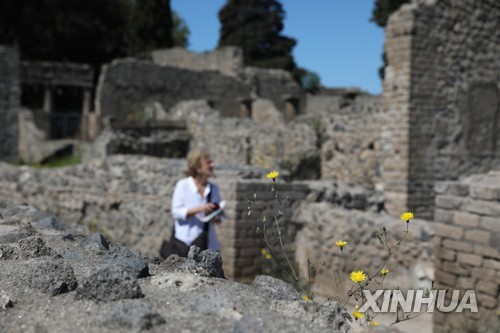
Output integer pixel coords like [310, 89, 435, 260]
[184, 150, 210, 177]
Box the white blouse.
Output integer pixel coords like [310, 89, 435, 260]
[171, 176, 222, 250]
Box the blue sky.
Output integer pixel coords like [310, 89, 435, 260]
[171, 0, 385, 95]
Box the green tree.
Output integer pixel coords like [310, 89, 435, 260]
[371, 0, 410, 79]
[0, 0, 129, 66]
[299, 69, 321, 93]
[0, 0, 180, 63]
[218, 0, 296, 72]
[371, 0, 410, 27]
[126, 0, 174, 55]
[172, 11, 190, 48]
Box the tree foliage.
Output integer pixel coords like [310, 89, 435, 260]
[371, 0, 411, 27]
[0, 0, 185, 65]
[0, 0, 130, 66]
[126, 0, 173, 56]
[371, 0, 410, 79]
[172, 11, 190, 48]
[218, 0, 296, 72]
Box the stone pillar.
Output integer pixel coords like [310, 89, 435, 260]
[0, 46, 20, 161]
[380, 5, 413, 217]
[43, 86, 53, 113]
[81, 88, 91, 141]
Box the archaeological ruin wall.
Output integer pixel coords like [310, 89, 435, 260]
[96, 59, 252, 121]
[0, 46, 20, 162]
[0, 156, 309, 281]
[151, 46, 244, 77]
[96, 53, 303, 127]
[382, 0, 500, 219]
[433, 171, 499, 333]
[17, 61, 95, 164]
[307, 92, 384, 189]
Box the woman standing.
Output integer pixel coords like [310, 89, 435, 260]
[169, 150, 223, 257]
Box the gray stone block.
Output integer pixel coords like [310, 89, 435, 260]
[28, 259, 77, 296]
[75, 265, 144, 303]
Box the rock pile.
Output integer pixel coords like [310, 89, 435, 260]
[0, 202, 352, 333]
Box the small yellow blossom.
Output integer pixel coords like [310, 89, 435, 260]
[261, 248, 268, 256]
[353, 311, 363, 320]
[264, 268, 271, 274]
[400, 211, 414, 222]
[302, 295, 310, 301]
[381, 268, 389, 276]
[265, 253, 272, 260]
[266, 170, 279, 180]
[350, 270, 367, 283]
[335, 240, 348, 250]
[370, 321, 379, 326]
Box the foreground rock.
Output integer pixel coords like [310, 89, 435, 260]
[0, 202, 351, 333]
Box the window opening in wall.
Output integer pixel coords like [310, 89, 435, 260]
[284, 97, 299, 122]
[239, 99, 253, 118]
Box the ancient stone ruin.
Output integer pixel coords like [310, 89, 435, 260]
[0, 0, 499, 332]
[0, 202, 351, 333]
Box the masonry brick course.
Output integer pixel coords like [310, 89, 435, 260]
[382, 0, 500, 221]
[435, 171, 500, 332]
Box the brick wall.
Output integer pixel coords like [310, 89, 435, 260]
[434, 171, 500, 332]
[382, 0, 500, 219]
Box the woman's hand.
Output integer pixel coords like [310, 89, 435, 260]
[199, 203, 217, 214]
[186, 203, 218, 217]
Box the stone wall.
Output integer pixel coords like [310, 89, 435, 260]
[433, 171, 500, 333]
[0, 156, 309, 281]
[293, 182, 434, 298]
[96, 56, 303, 123]
[151, 46, 243, 77]
[95, 59, 252, 120]
[382, 0, 500, 219]
[0, 46, 20, 161]
[306, 92, 383, 188]
[183, 100, 320, 179]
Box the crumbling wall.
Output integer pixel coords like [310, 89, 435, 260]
[382, 0, 500, 218]
[151, 46, 244, 77]
[95, 59, 252, 120]
[96, 53, 303, 124]
[293, 180, 434, 298]
[181, 100, 320, 179]
[0, 46, 20, 161]
[307, 92, 383, 188]
[433, 171, 500, 333]
[0, 156, 309, 281]
[242, 67, 303, 116]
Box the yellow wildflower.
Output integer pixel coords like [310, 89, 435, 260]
[350, 271, 367, 283]
[370, 321, 379, 326]
[335, 240, 348, 251]
[264, 268, 271, 274]
[302, 295, 310, 301]
[265, 253, 272, 260]
[400, 211, 414, 222]
[353, 311, 363, 320]
[260, 248, 268, 256]
[266, 170, 279, 180]
[381, 268, 389, 276]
